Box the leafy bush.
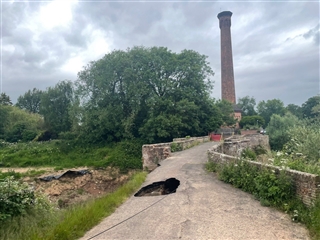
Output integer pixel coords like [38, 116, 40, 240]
[218, 160, 258, 193]
[284, 119, 320, 163]
[104, 140, 143, 172]
[0, 177, 51, 221]
[266, 113, 299, 150]
[170, 142, 183, 152]
[254, 170, 293, 206]
[239, 115, 265, 129]
[208, 160, 294, 206]
[241, 148, 257, 160]
[253, 145, 267, 155]
[22, 130, 37, 142]
[267, 119, 320, 175]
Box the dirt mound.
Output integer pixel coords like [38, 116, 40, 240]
[24, 167, 134, 208]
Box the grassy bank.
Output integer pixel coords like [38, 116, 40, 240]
[0, 140, 143, 171]
[0, 171, 147, 240]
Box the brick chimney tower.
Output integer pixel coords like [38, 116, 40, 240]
[217, 11, 236, 104]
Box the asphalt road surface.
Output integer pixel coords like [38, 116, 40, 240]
[81, 141, 309, 240]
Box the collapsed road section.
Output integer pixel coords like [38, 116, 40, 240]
[134, 178, 180, 197]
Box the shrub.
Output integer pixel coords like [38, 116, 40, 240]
[207, 160, 294, 206]
[170, 142, 182, 152]
[284, 120, 320, 163]
[253, 145, 267, 155]
[241, 148, 257, 160]
[104, 140, 143, 172]
[0, 177, 51, 222]
[239, 115, 265, 129]
[254, 170, 293, 205]
[266, 113, 299, 151]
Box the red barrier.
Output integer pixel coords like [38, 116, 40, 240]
[210, 134, 221, 141]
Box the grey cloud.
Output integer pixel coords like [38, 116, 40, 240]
[2, 1, 319, 107]
[303, 24, 319, 45]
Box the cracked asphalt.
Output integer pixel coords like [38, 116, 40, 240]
[81, 141, 309, 240]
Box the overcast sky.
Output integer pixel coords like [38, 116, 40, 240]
[1, 0, 319, 106]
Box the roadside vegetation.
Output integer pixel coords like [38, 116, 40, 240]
[0, 171, 147, 240]
[206, 160, 320, 239]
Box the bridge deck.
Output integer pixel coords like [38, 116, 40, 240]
[81, 141, 309, 240]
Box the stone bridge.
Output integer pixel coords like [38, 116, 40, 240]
[82, 135, 310, 239]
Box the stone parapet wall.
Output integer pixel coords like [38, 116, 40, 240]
[143, 136, 210, 171]
[222, 134, 270, 157]
[173, 136, 209, 143]
[207, 139, 320, 206]
[142, 143, 171, 171]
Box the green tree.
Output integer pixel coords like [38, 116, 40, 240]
[311, 104, 320, 119]
[0, 93, 12, 106]
[237, 96, 257, 116]
[0, 106, 10, 138]
[239, 115, 265, 129]
[286, 103, 303, 119]
[40, 81, 73, 136]
[75, 46, 217, 143]
[16, 88, 43, 113]
[216, 99, 236, 127]
[301, 95, 320, 119]
[266, 113, 299, 150]
[257, 99, 285, 127]
[0, 105, 44, 142]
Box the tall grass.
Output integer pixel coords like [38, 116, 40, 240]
[0, 171, 147, 240]
[0, 140, 143, 171]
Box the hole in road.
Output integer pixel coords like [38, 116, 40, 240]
[134, 178, 180, 197]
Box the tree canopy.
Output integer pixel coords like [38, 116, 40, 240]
[74, 46, 219, 143]
[257, 99, 285, 127]
[286, 104, 303, 119]
[16, 88, 43, 113]
[301, 95, 320, 119]
[237, 96, 257, 116]
[40, 80, 73, 136]
[0, 93, 12, 106]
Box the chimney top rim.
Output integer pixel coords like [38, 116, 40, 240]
[217, 11, 233, 19]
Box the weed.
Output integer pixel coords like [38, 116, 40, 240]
[241, 148, 257, 160]
[77, 188, 85, 195]
[253, 145, 267, 155]
[205, 162, 218, 172]
[170, 142, 183, 152]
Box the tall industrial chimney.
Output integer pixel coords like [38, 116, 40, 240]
[217, 11, 236, 104]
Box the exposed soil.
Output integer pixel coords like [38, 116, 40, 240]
[19, 167, 134, 208]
